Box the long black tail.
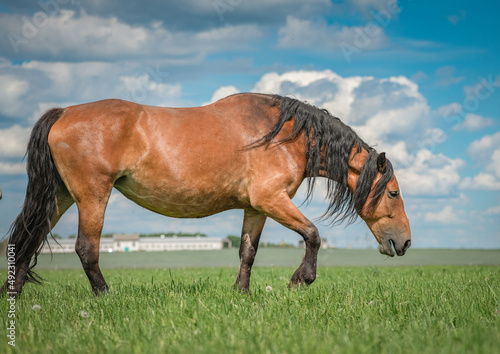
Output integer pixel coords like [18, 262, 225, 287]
[7, 108, 65, 285]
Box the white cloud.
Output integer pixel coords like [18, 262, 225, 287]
[29, 101, 77, 123]
[484, 205, 500, 215]
[0, 161, 25, 175]
[251, 69, 430, 144]
[396, 150, 465, 196]
[434, 102, 461, 117]
[460, 132, 500, 191]
[487, 149, 500, 178]
[0, 60, 182, 121]
[203, 86, 240, 105]
[463, 75, 500, 98]
[0, 125, 31, 157]
[119, 73, 182, 107]
[434, 66, 466, 87]
[348, 0, 398, 13]
[0, 75, 30, 117]
[460, 173, 500, 191]
[467, 131, 500, 160]
[0, 10, 262, 61]
[411, 71, 428, 82]
[352, 76, 430, 143]
[447, 11, 466, 25]
[435, 102, 496, 132]
[278, 16, 388, 50]
[452, 113, 495, 132]
[424, 205, 464, 224]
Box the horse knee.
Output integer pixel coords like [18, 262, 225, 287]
[304, 225, 321, 249]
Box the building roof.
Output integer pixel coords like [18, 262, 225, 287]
[113, 234, 140, 241]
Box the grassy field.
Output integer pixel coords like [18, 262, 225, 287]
[20, 248, 500, 270]
[1, 250, 499, 353]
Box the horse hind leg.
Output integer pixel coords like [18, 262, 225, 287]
[234, 210, 267, 292]
[73, 178, 114, 296]
[51, 184, 75, 227]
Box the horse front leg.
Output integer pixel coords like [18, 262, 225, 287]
[234, 209, 267, 292]
[254, 190, 321, 288]
[289, 224, 321, 287]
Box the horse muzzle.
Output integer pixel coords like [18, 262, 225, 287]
[379, 236, 411, 257]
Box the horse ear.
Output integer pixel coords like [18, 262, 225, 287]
[377, 152, 387, 173]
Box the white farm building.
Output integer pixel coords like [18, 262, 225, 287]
[40, 234, 224, 254]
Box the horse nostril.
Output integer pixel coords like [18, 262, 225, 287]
[403, 239, 411, 251]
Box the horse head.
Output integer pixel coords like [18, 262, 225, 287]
[349, 150, 411, 257]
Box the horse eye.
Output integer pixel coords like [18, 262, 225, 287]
[388, 191, 399, 198]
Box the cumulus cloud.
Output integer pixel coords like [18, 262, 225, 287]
[0, 74, 30, 117]
[0, 125, 31, 157]
[349, 76, 430, 143]
[487, 149, 500, 178]
[347, 0, 399, 13]
[460, 131, 500, 191]
[251, 69, 430, 145]
[396, 150, 465, 196]
[460, 173, 500, 191]
[0, 161, 25, 175]
[434, 102, 462, 117]
[29, 102, 77, 123]
[433, 103, 496, 132]
[424, 205, 464, 224]
[433, 66, 466, 87]
[119, 73, 182, 107]
[467, 131, 500, 161]
[463, 75, 500, 99]
[278, 16, 388, 51]
[1, 0, 331, 32]
[203, 86, 240, 105]
[452, 113, 495, 132]
[484, 205, 500, 215]
[0, 10, 262, 61]
[0, 60, 182, 122]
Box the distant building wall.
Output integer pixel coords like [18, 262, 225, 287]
[40, 234, 224, 254]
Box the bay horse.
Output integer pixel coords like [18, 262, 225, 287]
[1, 93, 411, 296]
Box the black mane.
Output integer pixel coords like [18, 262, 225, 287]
[252, 94, 394, 224]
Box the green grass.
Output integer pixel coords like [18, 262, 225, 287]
[15, 248, 500, 270]
[1, 265, 499, 353]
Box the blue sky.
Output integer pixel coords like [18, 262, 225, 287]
[0, 0, 498, 249]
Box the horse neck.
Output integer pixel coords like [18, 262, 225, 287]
[312, 144, 369, 191]
[346, 146, 369, 193]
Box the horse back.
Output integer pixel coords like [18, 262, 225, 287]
[47, 95, 307, 217]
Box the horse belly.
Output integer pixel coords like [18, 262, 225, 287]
[113, 168, 249, 218]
